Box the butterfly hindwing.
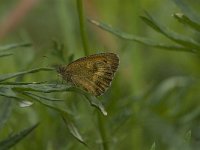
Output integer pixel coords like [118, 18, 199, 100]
[57, 53, 119, 96]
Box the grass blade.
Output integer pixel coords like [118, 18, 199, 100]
[0, 53, 13, 57]
[140, 12, 200, 51]
[0, 67, 55, 82]
[88, 19, 196, 53]
[173, 0, 200, 23]
[0, 123, 39, 150]
[0, 99, 12, 130]
[173, 13, 200, 32]
[62, 115, 88, 147]
[0, 43, 31, 52]
[150, 142, 156, 150]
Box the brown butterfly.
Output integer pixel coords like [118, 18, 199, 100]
[57, 53, 119, 96]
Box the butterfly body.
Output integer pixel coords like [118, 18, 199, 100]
[57, 53, 119, 96]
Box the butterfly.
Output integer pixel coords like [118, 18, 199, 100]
[57, 53, 119, 96]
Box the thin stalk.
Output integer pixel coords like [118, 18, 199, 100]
[98, 113, 109, 150]
[76, 0, 89, 55]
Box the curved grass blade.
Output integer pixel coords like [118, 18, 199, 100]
[24, 92, 63, 102]
[0, 99, 12, 130]
[0, 88, 25, 102]
[0, 43, 31, 52]
[22, 91, 72, 115]
[0, 123, 38, 150]
[140, 12, 200, 51]
[173, 13, 200, 32]
[22, 91, 87, 146]
[150, 142, 156, 150]
[88, 19, 196, 53]
[0, 53, 13, 58]
[0, 67, 55, 82]
[173, 0, 200, 23]
[8, 84, 107, 116]
[62, 115, 88, 147]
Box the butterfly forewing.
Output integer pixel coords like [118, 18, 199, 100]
[57, 53, 119, 96]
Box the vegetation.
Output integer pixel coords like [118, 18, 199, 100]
[0, 0, 200, 149]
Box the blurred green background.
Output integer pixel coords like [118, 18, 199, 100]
[0, 0, 200, 150]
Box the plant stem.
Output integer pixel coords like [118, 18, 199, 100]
[98, 113, 109, 150]
[76, 0, 89, 55]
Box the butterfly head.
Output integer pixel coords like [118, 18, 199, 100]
[56, 65, 65, 75]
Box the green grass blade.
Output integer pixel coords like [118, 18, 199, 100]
[9, 83, 107, 116]
[62, 115, 88, 147]
[84, 94, 107, 116]
[173, 13, 200, 32]
[0, 88, 25, 101]
[140, 12, 200, 51]
[0, 67, 55, 82]
[0, 53, 13, 57]
[173, 0, 200, 23]
[2, 83, 107, 116]
[0, 123, 38, 150]
[76, 0, 89, 55]
[88, 19, 196, 53]
[0, 43, 31, 52]
[22, 91, 72, 115]
[24, 92, 63, 102]
[22, 91, 87, 146]
[0, 99, 12, 130]
[150, 142, 156, 150]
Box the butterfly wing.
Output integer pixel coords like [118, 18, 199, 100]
[71, 53, 119, 96]
[59, 53, 119, 96]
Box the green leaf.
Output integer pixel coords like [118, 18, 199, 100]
[0, 88, 25, 102]
[22, 91, 87, 146]
[0, 43, 31, 52]
[24, 92, 63, 102]
[0, 53, 13, 58]
[0, 99, 12, 130]
[84, 95, 107, 116]
[68, 87, 107, 116]
[140, 12, 200, 51]
[2, 83, 107, 116]
[150, 142, 156, 150]
[0, 67, 55, 82]
[22, 91, 72, 115]
[88, 19, 196, 53]
[173, 13, 200, 32]
[173, 0, 200, 23]
[0, 123, 38, 150]
[8, 83, 108, 116]
[62, 115, 87, 147]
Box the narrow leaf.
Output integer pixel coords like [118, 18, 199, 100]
[0, 99, 12, 130]
[85, 94, 107, 116]
[173, 13, 200, 32]
[5, 83, 107, 116]
[0, 53, 13, 57]
[62, 115, 87, 146]
[140, 12, 200, 51]
[88, 19, 196, 53]
[0, 123, 38, 150]
[24, 92, 63, 102]
[0, 67, 55, 82]
[150, 142, 156, 150]
[0, 43, 31, 52]
[173, 0, 200, 23]
[22, 92, 72, 115]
